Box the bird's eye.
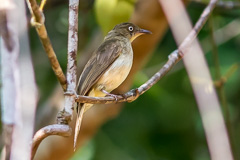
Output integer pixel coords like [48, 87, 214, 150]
[128, 26, 134, 32]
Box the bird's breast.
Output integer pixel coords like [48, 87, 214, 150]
[94, 47, 133, 94]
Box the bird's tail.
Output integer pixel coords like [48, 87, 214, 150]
[74, 103, 85, 151]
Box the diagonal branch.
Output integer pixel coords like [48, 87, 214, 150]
[75, 50, 180, 104]
[26, 0, 67, 91]
[192, 0, 240, 10]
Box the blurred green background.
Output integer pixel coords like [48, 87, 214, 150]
[30, 0, 240, 160]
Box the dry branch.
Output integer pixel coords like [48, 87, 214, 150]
[75, 50, 180, 104]
[192, 0, 240, 10]
[26, 0, 67, 91]
[57, 0, 79, 124]
[31, 125, 71, 160]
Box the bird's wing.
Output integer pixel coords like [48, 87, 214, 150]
[74, 39, 123, 150]
[77, 39, 123, 96]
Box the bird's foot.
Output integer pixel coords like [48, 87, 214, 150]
[127, 88, 140, 102]
[101, 89, 118, 102]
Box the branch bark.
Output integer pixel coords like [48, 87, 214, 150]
[192, 0, 240, 10]
[75, 50, 180, 104]
[26, 0, 67, 91]
[57, 0, 79, 124]
[31, 0, 79, 158]
[31, 125, 71, 160]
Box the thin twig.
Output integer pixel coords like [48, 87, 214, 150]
[39, 0, 47, 11]
[192, 0, 240, 10]
[214, 63, 239, 87]
[26, 0, 67, 91]
[31, 124, 72, 160]
[179, 0, 218, 54]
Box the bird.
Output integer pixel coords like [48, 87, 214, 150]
[74, 22, 151, 150]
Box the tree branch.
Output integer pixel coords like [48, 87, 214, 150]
[57, 0, 79, 124]
[75, 50, 180, 104]
[192, 0, 240, 10]
[26, 0, 67, 91]
[214, 63, 239, 88]
[31, 125, 71, 160]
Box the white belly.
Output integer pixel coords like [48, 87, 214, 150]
[94, 50, 133, 96]
[84, 48, 133, 111]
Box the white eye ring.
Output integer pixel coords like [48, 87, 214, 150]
[128, 26, 133, 32]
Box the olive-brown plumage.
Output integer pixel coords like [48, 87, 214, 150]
[74, 22, 151, 149]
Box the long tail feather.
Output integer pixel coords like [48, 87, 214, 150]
[74, 104, 85, 151]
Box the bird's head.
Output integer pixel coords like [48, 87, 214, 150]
[111, 22, 152, 42]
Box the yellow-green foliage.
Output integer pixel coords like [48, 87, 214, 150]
[94, 0, 136, 35]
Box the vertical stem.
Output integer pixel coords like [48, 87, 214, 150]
[209, 16, 238, 160]
[59, 0, 79, 124]
[67, 0, 79, 92]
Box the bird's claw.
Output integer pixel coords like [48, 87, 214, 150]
[110, 94, 118, 102]
[101, 89, 118, 102]
[106, 93, 118, 102]
[127, 88, 140, 102]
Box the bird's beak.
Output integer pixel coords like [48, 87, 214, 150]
[139, 29, 152, 34]
[130, 28, 152, 42]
